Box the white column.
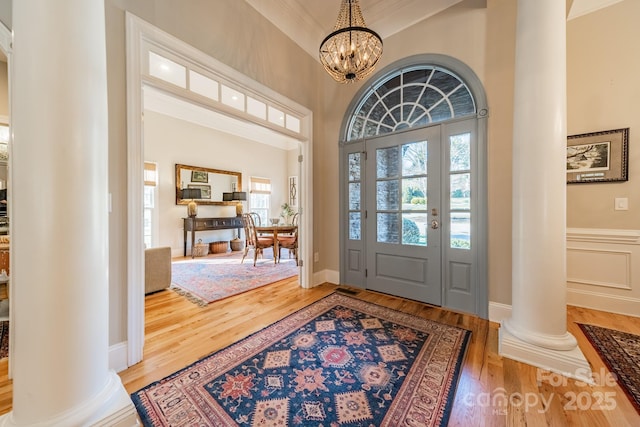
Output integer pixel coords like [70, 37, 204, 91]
[499, 0, 591, 382]
[0, 1, 137, 426]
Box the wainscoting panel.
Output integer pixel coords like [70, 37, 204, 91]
[566, 248, 631, 289]
[566, 228, 640, 317]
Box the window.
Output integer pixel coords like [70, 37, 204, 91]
[143, 162, 158, 248]
[250, 177, 271, 225]
[347, 66, 475, 141]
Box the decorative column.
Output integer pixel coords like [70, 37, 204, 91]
[0, 0, 137, 425]
[499, 0, 591, 382]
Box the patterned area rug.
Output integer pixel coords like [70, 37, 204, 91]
[578, 323, 640, 413]
[0, 321, 7, 359]
[171, 247, 298, 306]
[132, 293, 471, 426]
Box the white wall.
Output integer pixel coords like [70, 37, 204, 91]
[143, 110, 296, 257]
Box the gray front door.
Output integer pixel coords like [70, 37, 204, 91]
[365, 126, 442, 304]
[341, 119, 479, 313]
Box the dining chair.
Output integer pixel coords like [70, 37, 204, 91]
[248, 212, 262, 226]
[241, 213, 276, 266]
[277, 213, 298, 265]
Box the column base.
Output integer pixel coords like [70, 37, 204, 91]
[0, 371, 139, 427]
[499, 322, 593, 384]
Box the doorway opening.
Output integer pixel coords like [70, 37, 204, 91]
[339, 55, 488, 318]
[126, 14, 313, 366]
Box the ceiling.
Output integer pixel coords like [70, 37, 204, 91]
[245, 0, 625, 61]
[244, 0, 466, 60]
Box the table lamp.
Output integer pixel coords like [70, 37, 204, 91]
[181, 188, 202, 217]
[232, 191, 247, 216]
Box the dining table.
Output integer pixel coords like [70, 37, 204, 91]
[255, 224, 297, 262]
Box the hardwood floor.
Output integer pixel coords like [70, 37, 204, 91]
[0, 279, 639, 426]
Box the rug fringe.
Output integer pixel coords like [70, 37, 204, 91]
[170, 284, 208, 307]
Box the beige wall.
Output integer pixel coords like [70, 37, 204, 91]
[567, 0, 640, 229]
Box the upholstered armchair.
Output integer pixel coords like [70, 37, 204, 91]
[145, 246, 171, 294]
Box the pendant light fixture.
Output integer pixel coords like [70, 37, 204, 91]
[319, 0, 383, 84]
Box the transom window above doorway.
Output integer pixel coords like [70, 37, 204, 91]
[347, 66, 476, 141]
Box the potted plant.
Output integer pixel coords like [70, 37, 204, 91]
[280, 202, 295, 225]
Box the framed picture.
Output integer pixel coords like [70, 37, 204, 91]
[191, 170, 208, 183]
[567, 128, 629, 184]
[289, 176, 298, 207]
[188, 184, 211, 199]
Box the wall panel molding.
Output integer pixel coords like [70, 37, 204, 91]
[567, 228, 640, 244]
[566, 228, 640, 317]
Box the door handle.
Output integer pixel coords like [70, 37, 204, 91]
[431, 219, 439, 229]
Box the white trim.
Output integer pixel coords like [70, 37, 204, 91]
[567, 288, 640, 318]
[125, 13, 314, 366]
[0, 372, 138, 427]
[109, 341, 130, 374]
[567, 247, 632, 290]
[567, 227, 640, 244]
[499, 324, 593, 385]
[488, 301, 512, 324]
[125, 13, 146, 367]
[313, 269, 340, 287]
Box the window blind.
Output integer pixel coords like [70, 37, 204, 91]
[250, 177, 271, 194]
[144, 162, 157, 186]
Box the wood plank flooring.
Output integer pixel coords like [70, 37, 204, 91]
[0, 279, 639, 426]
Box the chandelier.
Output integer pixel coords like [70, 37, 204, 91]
[319, 0, 383, 84]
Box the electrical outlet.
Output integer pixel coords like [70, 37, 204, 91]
[314, 252, 319, 262]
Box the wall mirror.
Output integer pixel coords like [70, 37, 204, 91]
[175, 164, 242, 206]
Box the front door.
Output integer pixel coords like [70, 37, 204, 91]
[341, 119, 479, 313]
[365, 127, 441, 304]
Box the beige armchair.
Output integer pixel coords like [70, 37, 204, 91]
[145, 247, 171, 294]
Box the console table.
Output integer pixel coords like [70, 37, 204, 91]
[183, 216, 243, 257]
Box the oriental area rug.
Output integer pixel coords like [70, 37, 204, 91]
[171, 247, 298, 306]
[578, 323, 640, 413]
[132, 293, 471, 426]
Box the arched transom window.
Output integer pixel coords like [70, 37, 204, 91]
[347, 66, 476, 141]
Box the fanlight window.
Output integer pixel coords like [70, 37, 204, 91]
[347, 66, 476, 141]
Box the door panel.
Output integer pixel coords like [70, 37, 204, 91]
[365, 127, 442, 305]
[442, 120, 477, 314]
[342, 142, 366, 287]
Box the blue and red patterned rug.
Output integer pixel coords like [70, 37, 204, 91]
[578, 323, 640, 414]
[171, 247, 298, 306]
[132, 293, 471, 426]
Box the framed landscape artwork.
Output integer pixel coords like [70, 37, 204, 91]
[566, 128, 629, 184]
[188, 184, 211, 199]
[191, 170, 208, 183]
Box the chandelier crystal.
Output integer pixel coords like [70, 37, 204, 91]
[319, 0, 383, 84]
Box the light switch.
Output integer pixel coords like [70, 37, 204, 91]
[614, 197, 628, 211]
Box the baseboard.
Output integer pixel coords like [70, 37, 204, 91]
[567, 288, 640, 318]
[489, 301, 512, 324]
[109, 341, 129, 373]
[313, 269, 339, 286]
